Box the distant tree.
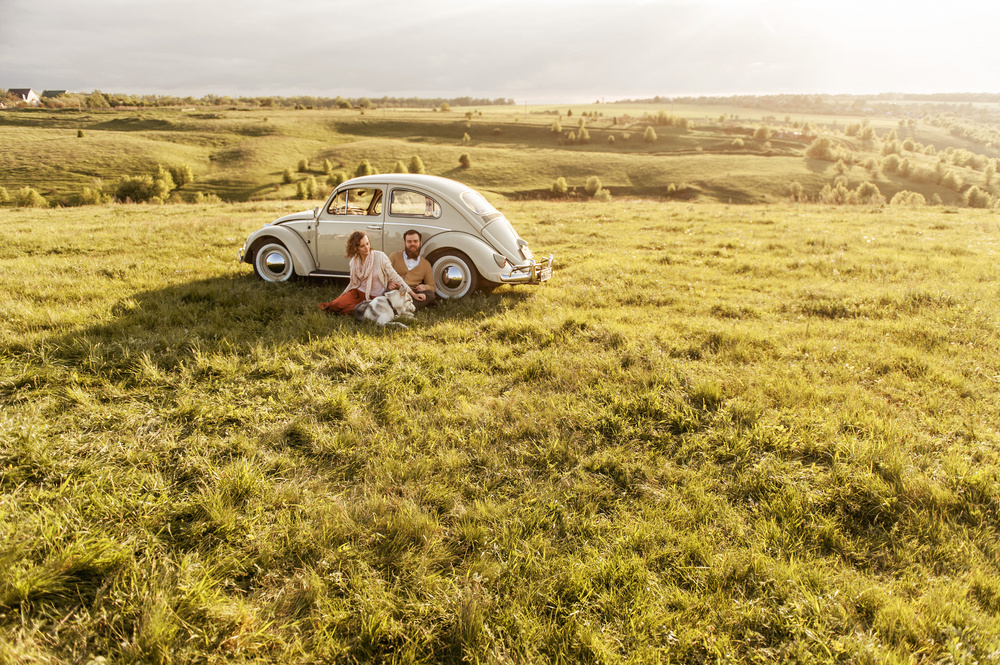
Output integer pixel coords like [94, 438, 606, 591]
[593, 187, 612, 202]
[15, 186, 48, 208]
[408, 155, 426, 174]
[984, 161, 996, 186]
[305, 175, 318, 199]
[754, 124, 772, 141]
[0, 187, 10, 203]
[835, 159, 849, 175]
[355, 159, 374, 177]
[643, 126, 657, 143]
[79, 186, 110, 205]
[459, 153, 471, 168]
[298, 159, 309, 173]
[855, 181, 883, 204]
[115, 175, 168, 203]
[85, 90, 110, 109]
[169, 164, 195, 187]
[890, 190, 926, 206]
[439, 102, 451, 112]
[732, 137, 744, 148]
[880, 154, 901, 173]
[323, 159, 333, 175]
[392, 160, 408, 173]
[965, 185, 994, 208]
[788, 181, 805, 202]
[77, 129, 84, 138]
[462, 132, 471, 145]
[567, 131, 576, 143]
[578, 128, 590, 143]
[585, 176, 602, 197]
[296, 181, 308, 200]
[282, 167, 294, 184]
[551, 119, 562, 134]
[902, 137, 916, 152]
[607, 134, 616, 146]
[327, 170, 348, 187]
[805, 137, 836, 161]
[551, 177, 569, 196]
[359, 98, 372, 109]
[941, 169, 963, 192]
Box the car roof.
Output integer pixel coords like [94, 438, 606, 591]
[341, 173, 475, 199]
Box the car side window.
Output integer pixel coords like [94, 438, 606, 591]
[328, 188, 381, 215]
[389, 189, 441, 218]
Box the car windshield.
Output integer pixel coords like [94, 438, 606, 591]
[460, 190, 498, 216]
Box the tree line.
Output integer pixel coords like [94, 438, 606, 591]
[1, 89, 515, 110]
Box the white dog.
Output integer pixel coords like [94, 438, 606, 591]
[354, 289, 416, 328]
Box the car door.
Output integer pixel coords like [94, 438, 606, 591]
[315, 185, 385, 273]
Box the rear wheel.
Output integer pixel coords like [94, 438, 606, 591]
[429, 250, 478, 299]
[253, 241, 295, 282]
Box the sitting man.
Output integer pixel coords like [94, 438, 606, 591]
[389, 229, 436, 310]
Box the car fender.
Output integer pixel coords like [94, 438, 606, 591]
[422, 231, 505, 282]
[244, 226, 317, 276]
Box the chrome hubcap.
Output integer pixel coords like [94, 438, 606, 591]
[264, 251, 287, 274]
[441, 265, 465, 289]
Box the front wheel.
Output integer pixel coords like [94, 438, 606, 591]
[429, 250, 478, 299]
[253, 241, 295, 282]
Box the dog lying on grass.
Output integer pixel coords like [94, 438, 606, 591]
[353, 289, 416, 328]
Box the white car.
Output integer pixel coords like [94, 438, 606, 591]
[238, 174, 553, 298]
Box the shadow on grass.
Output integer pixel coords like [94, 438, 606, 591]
[28, 274, 534, 369]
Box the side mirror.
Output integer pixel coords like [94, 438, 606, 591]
[313, 205, 320, 220]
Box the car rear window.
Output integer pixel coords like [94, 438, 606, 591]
[460, 191, 498, 216]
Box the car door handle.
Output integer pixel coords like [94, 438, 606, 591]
[366, 225, 382, 230]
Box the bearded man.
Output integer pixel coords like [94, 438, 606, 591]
[388, 229, 437, 310]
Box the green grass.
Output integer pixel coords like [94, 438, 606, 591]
[2, 200, 999, 663]
[5, 104, 998, 207]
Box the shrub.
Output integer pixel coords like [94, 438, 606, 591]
[965, 185, 994, 209]
[607, 135, 615, 146]
[282, 167, 294, 184]
[578, 128, 590, 143]
[391, 160, 407, 173]
[805, 137, 836, 161]
[459, 153, 471, 168]
[15, 186, 48, 208]
[941, 170, 963, 192]
[355, 159, 374, 177]
[298, 159, 309, 173]
[855, 181, 884, 204]
[593, 188, 612, 202]
[788, 182, 805, 202]
[169, 164, 195, 187]
[323, 159, 333, 175]
[585, 176, 602, 197]
[551, 177, 569, 196]
[79, 186, 110, 205]
[408, 155, 426, 175]
[880, 154, 901, 173]
[643, 126, 657, 143]
[328, 171, 348, 187]
[439, 102, 451, 112]
[890, 190, 926, 206]
[115, 175, 169, 203]
[732, 138, 744, 148]
[0, 186, 9, 203]
[305, 175, 318, 199]
[77, 129, 84, 138]
[462, 132, 471, 145]
[754, 124, 772, 141]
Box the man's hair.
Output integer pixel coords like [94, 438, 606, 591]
[345, 230, 368, 258]
[403, 229, 422, 242]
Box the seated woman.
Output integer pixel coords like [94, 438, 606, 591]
[318, 231, 427, 314]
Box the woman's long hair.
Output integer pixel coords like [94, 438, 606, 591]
[345, 230, 368, 258]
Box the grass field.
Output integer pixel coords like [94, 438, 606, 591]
[2, 199, 999, 663]
[3, 102, 998, 207]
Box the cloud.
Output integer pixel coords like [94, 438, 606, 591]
[3, 0, 1000, 99]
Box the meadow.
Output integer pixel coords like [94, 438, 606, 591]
[3, 101, 998, 208]
[2, 198, 999, 663]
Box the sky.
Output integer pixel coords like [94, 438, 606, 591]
[2, 0, 999, 103]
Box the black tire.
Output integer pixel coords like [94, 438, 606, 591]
[429, 250, 479, 299]
[253, 240, 295, 282]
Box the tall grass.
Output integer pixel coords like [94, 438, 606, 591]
[2, 200, 999, 663]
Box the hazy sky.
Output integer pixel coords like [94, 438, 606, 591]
[2, 0, 998, 102]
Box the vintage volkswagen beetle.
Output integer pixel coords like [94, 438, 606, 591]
[238, 174, 552, 298]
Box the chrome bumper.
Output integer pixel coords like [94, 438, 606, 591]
[500, 254, 553, 284]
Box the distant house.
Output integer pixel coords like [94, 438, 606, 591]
[41, 90, 67, 99]
[8, 88, 42, 105]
